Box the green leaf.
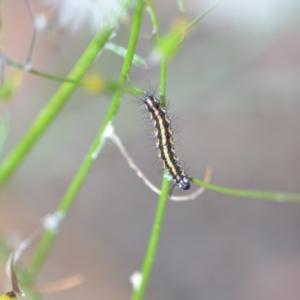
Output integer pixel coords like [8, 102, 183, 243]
[105, 42, 147, 68]
[159, 31, 181, 59]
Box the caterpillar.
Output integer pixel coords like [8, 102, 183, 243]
[143, 92, 190, 190]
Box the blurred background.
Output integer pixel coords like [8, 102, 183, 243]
[0, 0, 300, 299]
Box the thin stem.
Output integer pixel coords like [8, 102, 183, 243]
[192, 178, 300, 202]
[131, 174, 170, 300]
[24, 0, 35, 22]
[28, 0, 144, 281]
[145, 0, 167, 104]
[145, 1, 158, 34]
[159, 58, 167, 105]
[130, 2, 170, 300]
[1, 52, 82, 83]
[179, 0, 223, 40]
[0, 52, 126, 92]
[25, 29, 37, 68]
[24, 0, 37, 66]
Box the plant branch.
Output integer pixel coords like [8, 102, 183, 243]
[27, 0, 144, 282]
[0, 1, 130, 188]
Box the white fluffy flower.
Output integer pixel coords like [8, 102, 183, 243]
[43, 0, 123, 33]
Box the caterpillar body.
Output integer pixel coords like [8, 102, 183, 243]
[143, 93, 190, 190]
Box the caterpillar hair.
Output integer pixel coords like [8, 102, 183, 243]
[142, 92, 190, 190]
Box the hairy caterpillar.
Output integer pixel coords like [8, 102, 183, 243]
[143, 92, 190, 190]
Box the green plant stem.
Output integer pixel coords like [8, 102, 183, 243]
[193, 178, 300, 202]
[159, 58, 167, 105]
[132, 58, 168, 300]
[130, 2, 170, 299]
[27, 0, 144, 282]
[0, 2, 131, 188]
[145, 0, 166, 102]
[145, 0, 158, 34]
[2, 54, 78, 83]
[131, 173, 170, 300]
[181, 0, 223, 34]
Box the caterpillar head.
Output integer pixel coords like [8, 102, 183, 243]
[178, 177, 190, 190]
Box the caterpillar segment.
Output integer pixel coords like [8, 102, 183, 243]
[143, 93, 190, 190]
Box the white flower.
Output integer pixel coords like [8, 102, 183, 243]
[43, 0, 123, 33]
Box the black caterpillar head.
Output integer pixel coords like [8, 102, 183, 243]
[177, 177, 190, 190]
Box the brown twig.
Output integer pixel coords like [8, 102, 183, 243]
[108, 128, 212, 201]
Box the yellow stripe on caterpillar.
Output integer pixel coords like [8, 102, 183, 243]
[143, 92, 190, 190]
